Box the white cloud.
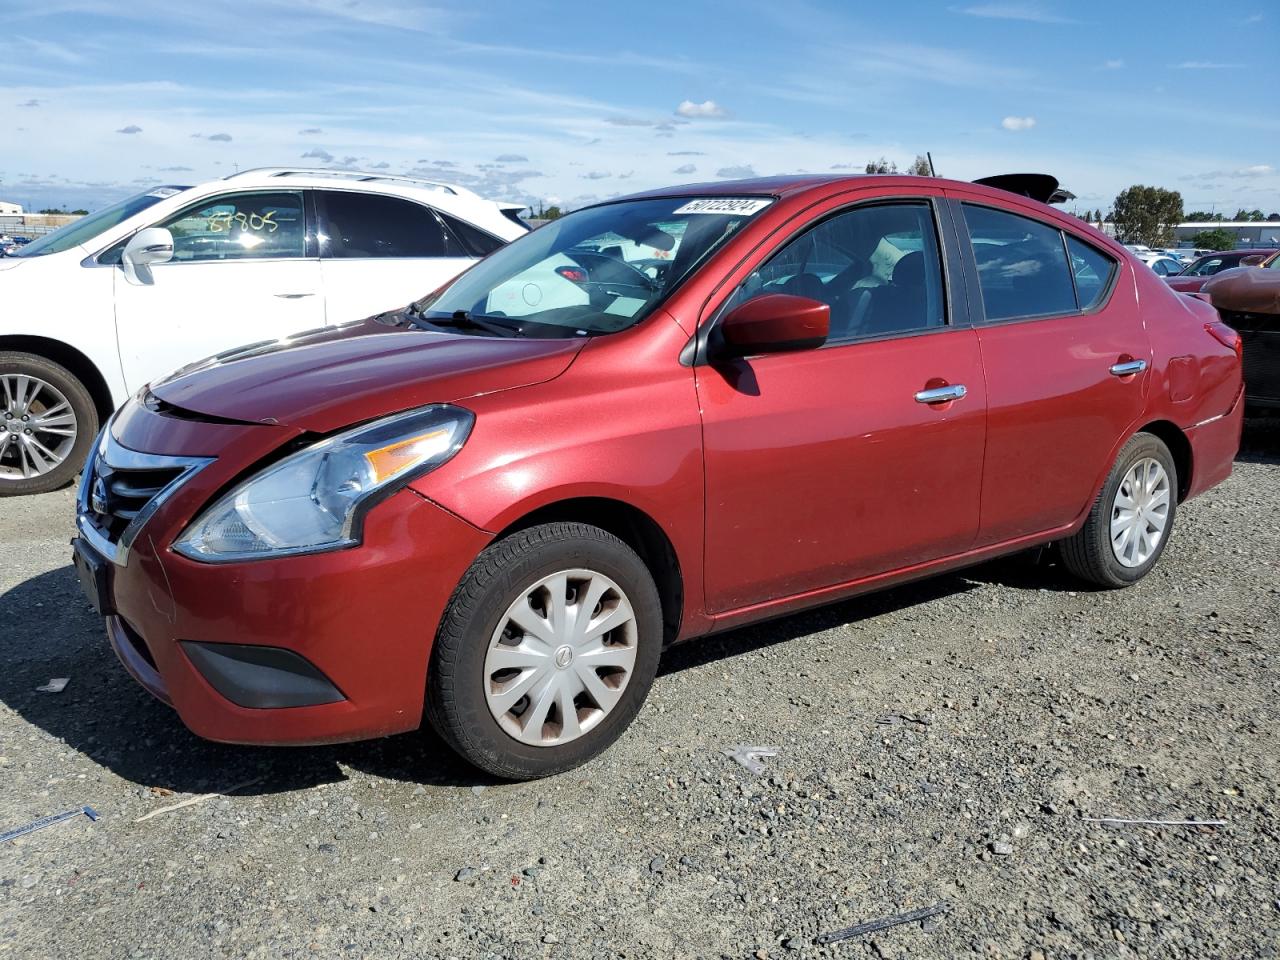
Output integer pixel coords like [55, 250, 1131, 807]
[116, 124, 143, 134]
[1102, 58, 1124, 69]
[955, 3, 1076, 23]
[495, 153, 528, 162]
[1000, 115, 1037, 131]
[673, 163, 696, 174]
[1175, 61, 1242, 70]
[715, 164, 756, 178]
[581, 170, 610, 180]
[301, 147, 334, 162]
[1239, 164, 1273, 176]
[675, 99, 727, 119]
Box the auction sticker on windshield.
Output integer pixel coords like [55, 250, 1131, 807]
[672, 198, 773, 215]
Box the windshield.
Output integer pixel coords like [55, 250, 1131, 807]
[11, 186, 188, 258]
[416, 196, 772, 336]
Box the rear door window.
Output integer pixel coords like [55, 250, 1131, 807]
[962, 204, 1078, 322]
[316, 191, 465, 259]
[1066, 235, 1118, 307]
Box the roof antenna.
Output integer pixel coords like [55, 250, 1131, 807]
[926, 152, 937, 177]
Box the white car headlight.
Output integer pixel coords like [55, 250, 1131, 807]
[174, 405, 473, 562]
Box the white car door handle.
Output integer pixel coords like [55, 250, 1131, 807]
[1109, 359, 1147, 377]
[914, 384, 967, 404]
[273, 292, 316, 299]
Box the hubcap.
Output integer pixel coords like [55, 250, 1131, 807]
[483, 568, 638, 747]
[0, 374, 78, 481]
[1110, 457, 1171, 568]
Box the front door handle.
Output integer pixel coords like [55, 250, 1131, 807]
[914, 384, 967, 404]
[1109, 359, 1147, 377]
[273, 292, 316, 299]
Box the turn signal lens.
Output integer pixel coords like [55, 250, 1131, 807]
[363, 428, 451, 482]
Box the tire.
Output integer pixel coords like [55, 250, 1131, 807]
[1061, 432, 1178, 588]
[0, 352, 98, 497]
[426, 522, 663, 780]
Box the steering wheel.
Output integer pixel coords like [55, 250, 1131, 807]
[571, 252, 659, 294]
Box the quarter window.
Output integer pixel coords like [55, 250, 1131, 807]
[437, 211, 504, 257]
[962, 204, 1077, 321]
[317, 191, 465, 259]
[161, 192, 305, 261]
[1066, 235, 1118, 307]
[726, 202, 946, 342]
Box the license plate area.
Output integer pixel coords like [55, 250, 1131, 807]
[72, 537, 114, 616]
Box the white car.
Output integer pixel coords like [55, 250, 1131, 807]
[1146, 256, 1185, 277]
[0, 167, 527, 494]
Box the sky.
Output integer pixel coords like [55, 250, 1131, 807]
[1, 0, 1277, 216]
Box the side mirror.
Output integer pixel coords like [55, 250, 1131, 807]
[121, 227, 174, 285]
[716, 293, 829, 359]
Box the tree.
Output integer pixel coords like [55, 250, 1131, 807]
[1184, 211, 1218, 222]
[865, 157, 897, 174]
[541, 205, 563, 221]
[1111, 185, 1184, 246]
[907, 154, 932, 176]
[1191, 228, 1236, 251]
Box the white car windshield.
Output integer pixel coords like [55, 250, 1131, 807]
[10, 187, 188, 258]
[414, 196, 772, 337]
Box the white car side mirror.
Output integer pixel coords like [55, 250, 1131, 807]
[121, 227, 174, 285]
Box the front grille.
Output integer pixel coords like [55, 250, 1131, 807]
[1220, 310, 1280, 402]
[87, 462, 185, 540]
[77, 428, 212, 566]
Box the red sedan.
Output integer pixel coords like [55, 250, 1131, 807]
[72, 174, 1244, 779]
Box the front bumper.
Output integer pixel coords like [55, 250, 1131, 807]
[76, 404, 491, 746]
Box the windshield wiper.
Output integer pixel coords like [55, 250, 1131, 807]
[410, 308, 523, 338]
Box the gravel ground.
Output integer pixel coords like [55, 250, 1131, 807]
[2, 419, 1278, 959]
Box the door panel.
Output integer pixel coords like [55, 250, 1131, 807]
[113, 259, 325, 392]
[698, 331, 986, 612]
[948, 193, 1152, 544]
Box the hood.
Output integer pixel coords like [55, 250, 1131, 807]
[149, 317, 585, 432]
[1202, 266, 1280, 315]
[1165, 276, 1206, 293]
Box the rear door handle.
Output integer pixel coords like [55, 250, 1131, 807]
[1109, 359, 1147, 377]
[914, 384, 967, 404]
[274, 292, 316, 299]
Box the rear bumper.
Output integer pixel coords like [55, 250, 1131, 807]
[1184, 384, 1245, 501]
[97, 488, 490, 746]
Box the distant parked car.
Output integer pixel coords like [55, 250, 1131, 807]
[1147, 257, 1184, 277]
[1203, 266, 1280, 412]
[1165, 249, 1277, 293]
[0, 167, 527, 494]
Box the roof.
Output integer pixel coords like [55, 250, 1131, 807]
[220, 166, 481, 201]
[609, 172, 1076, 209]
[1175, 221, 1280, 228]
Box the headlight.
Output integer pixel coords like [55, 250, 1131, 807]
[174, 405, 473, 562]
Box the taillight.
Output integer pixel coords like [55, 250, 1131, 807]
[555, 266, 588, 283]
[1205, 321, 1243, 361]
